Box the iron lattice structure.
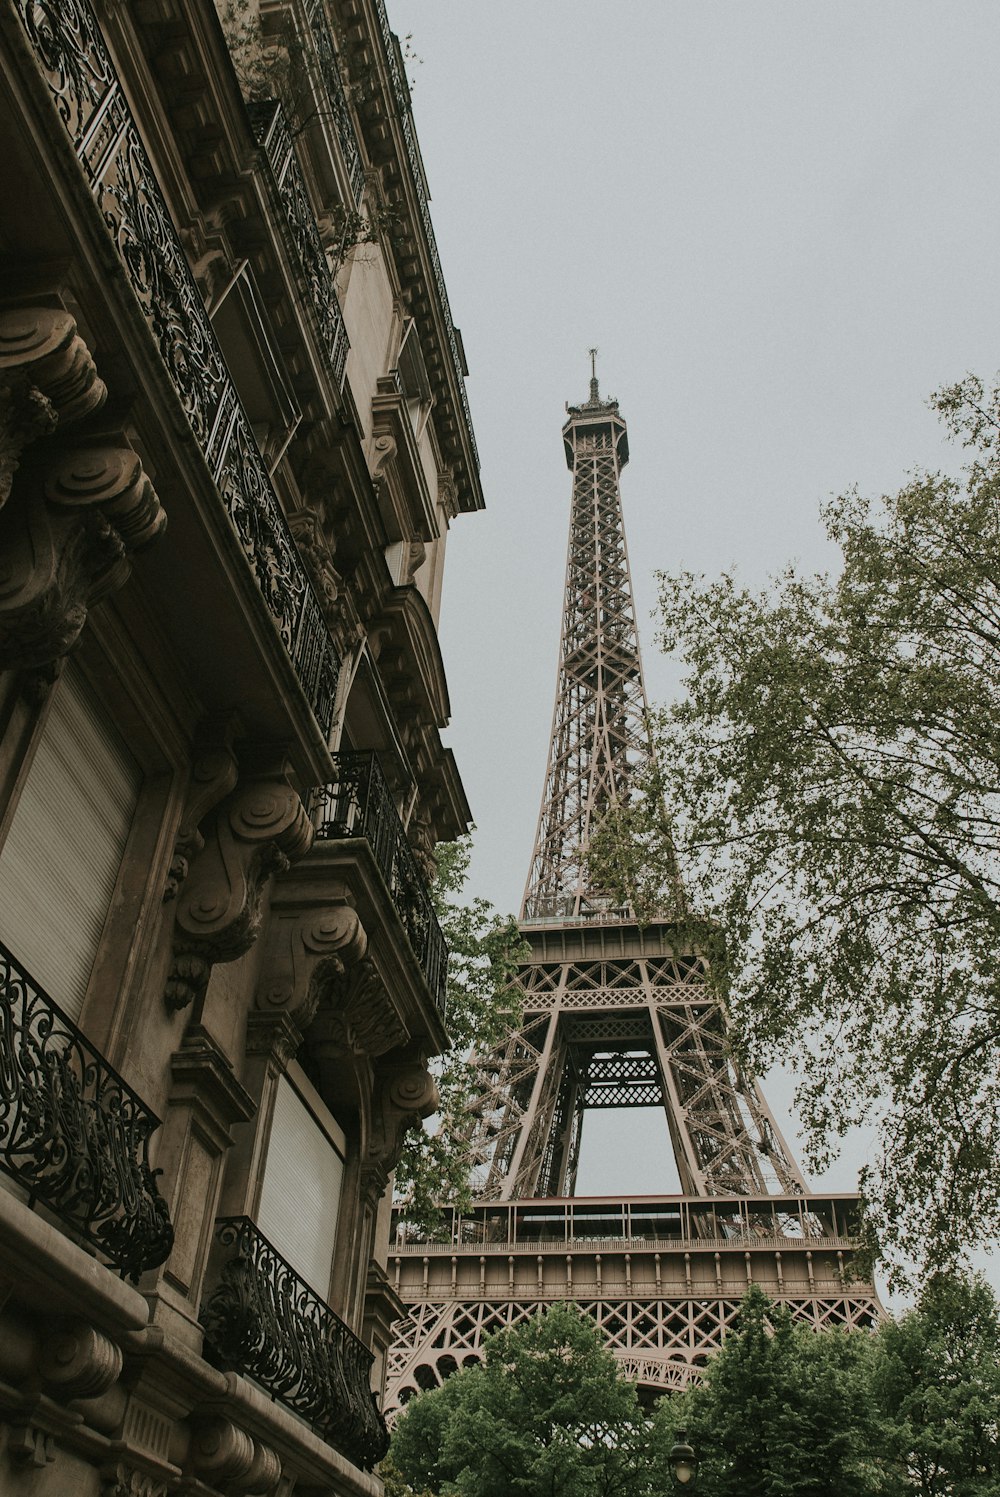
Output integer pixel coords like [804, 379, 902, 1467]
[386, 375, 881, 1409]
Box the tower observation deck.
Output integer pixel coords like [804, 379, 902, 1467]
[385, 371, 881, 1408]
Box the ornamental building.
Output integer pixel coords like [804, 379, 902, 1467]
[0, 1, 481, 1493]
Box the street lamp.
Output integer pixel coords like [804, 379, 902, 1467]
[669, 1428, 698, 1487]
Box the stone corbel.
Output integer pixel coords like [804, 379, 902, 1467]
[359, 1057, 439, 1206]
[188, 1417, 281, 1494]
[437, 467, 459, 521]
[369, 431, 396, 498]
[0, 439, 166, 678]
[164, 758, 313, 1012]
[38, 1319, 123, 1402]
[312, 954, 407, 1059]
[0, 304, 108, 507]
[289, 501, 343, 621]
[254, 902, 368, 1037]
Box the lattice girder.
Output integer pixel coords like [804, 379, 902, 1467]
[457, 926, 804, 1201]
[385, 1205, 883, 1414]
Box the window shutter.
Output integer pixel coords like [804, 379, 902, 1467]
[258, 1074, 345, 1299]
[0, 663, 141, 1024]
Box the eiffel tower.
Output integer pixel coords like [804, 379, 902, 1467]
[385, 364, 881, 1409]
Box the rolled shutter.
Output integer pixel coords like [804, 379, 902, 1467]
[0, 663, 141, 1023]
[258, 1074, 345, 1299]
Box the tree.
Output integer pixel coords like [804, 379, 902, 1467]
[871, 1273, 1000, 1496]
[389, 1304, 658, 1497]
[395, 838, 527, 1231]
[649, 1286, 891, 1497]
[590, 375, 1000, 1281]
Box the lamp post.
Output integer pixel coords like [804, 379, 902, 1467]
[669, 1428, 698, 1487]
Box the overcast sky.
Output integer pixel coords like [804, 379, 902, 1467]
[385, 1, 1000, 1282]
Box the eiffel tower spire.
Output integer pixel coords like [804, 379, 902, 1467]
[522, 364, 651, 920]
[385, 377, 882, 1410]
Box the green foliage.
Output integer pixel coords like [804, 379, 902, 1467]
[657, 1286, 892, 1496]
[390, 1280, 1000, 1497]
[389, 1304, 658, 1497]
[394, 837, 527, 1231]
[590, 375, 1000, 1282]
[871, 1273, 1000, 1495]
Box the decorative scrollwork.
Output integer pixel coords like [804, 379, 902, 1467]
[313, 752, 448, 1017]
[12, 0, 340, 732]
[200, 1217, 389, 1471]
[0, 941, 173, 1280]
[249, 100, 350, 391]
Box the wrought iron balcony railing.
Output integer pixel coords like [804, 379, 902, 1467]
[0, 941, 173, 1281]
[313, 752, 448, 1017]
[200, 1217, 389, 1470]
[12, 0, 340, 733]
[249, 100, 350, 392]
[305, 0, 366, 207]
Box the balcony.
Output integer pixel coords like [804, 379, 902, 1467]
[248, 99, 350, 392]
[10, 0, 340, 734]
[0, 941, 173, 1282]
[200, 1216, 389, 1470]
[313, 752, 448, 1017]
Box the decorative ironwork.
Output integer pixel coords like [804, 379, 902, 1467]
[0, 941, 173, 1281]
[13, 0, 339, 733]
[305, 0, 365, 207]
[200, 1216, 389, 1469]
[249, 100, 350, 391]
[372, 0, 479, 471]
[314, 753, 448, 1017]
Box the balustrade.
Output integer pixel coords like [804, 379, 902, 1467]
[314, 752, 448, 1017]
[0, 941, 173, 1281]
[200, 1216, 389, 1470]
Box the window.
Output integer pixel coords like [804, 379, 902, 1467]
[0, 662, 141, 1023]
[257, 1068, 346, 1299]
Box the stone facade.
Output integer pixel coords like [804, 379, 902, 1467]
[0, 0, 480, 1491]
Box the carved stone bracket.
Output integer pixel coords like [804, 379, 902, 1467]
[255, 902, 367, 1035]
[189, 1417, 281, 1494]
[165, 759, 313, 1012]
[359, 1057, 438, 1206]
[0, 304, 108, 507]
[38, 1318, 123, 1401]
[0, 439, 166, 677]
[289, 502, 343, 621]
[312, 954, 407, 1059]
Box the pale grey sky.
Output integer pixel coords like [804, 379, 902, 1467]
[386, 1, 1000, 1281]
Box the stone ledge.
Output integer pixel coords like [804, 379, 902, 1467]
[0, 1187, 148, 1336]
